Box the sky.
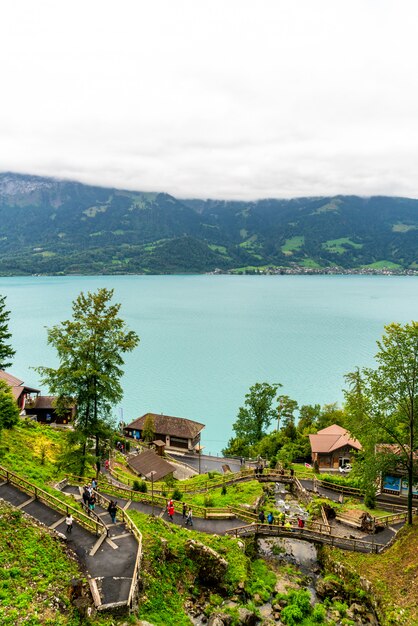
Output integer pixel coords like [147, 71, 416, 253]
[1, 0, 417, 200]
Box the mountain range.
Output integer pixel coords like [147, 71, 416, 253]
[1, 172, 418, 275]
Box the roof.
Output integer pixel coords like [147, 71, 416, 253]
[0, 369, 40, 399]
[376, 443, 418, 460]
[29, 396, 75, 410]
[126, 413, 205, 439]
[309, 424, 362, 454]
[127, 449, 175, 481]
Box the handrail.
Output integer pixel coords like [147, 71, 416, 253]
[225, 522, 385, 553]
[87, 489, 143, 609]
[0, 465, 106, 536]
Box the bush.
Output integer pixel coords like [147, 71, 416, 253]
[281, 604, 305, 625]
[364, 489, 376, 509]
[204, 494, 214, 507]
[172, 487, 182, 501]
[133, 480, 147, 493]
[313, 460, 319, 474]
[312, 603, 326, 623]
[221, 484, 227, 495]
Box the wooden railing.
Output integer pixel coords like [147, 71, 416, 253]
[87, 489, 143, 610]
[0, 465, 106, 536]
[225, 522, 385, 553]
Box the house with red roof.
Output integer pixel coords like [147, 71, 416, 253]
[309, 424, 362, 471]
[0, 370, 40, 412]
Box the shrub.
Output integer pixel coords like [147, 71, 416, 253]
[172, 487, 182, 501]
[313, 460, 319, 474]
[221, 484, 227, 495]
[312, 603, 327, 623]
[281, 604, 305, 625]
[204, 494, 214, 507]
[133, 480, 147, 493]
[364, 489, 376, 509]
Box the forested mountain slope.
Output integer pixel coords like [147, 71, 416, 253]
[1, 172, 418, 274]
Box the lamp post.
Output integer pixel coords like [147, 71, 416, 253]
[147, 471, 156, 516]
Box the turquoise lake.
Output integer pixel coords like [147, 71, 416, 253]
[1, 274, 417, 454]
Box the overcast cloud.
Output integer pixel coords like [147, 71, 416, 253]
[0, 0, 417, 199]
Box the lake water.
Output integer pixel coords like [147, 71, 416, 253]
[1, 274, 417, 454]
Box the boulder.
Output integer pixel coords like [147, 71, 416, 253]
[185, 539, 228, 586]
[238, 607, 258, 625]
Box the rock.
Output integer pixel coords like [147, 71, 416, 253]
[238, 607, 258, 625]
[185, 540, 228, 586]
[315, 577, 345, 599]
[208, 616, 225, 626]
[138, 622, 156, 626]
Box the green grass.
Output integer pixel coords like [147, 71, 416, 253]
[208, 244, 229, 256]
[183, 480, 263, 508]
[392, 223, 417, 233]
[281, 236, 305, 255]
[321, 237, 363, 254]
[0, 501, 80, 625]
[128, 510, 249, 625]
[324, 520, 418, 626]
[300, 258, 322, 268]
[363, 260, 402, 269]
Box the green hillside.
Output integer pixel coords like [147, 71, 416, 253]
[1, 173, 418, 274]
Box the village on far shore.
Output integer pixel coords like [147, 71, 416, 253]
[1, 367, 415, 506]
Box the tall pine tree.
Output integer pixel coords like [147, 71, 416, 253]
[0, 294, 15, 370]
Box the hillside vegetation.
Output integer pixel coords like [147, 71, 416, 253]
[1, 173, 418, 274]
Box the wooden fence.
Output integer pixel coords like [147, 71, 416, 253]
[0, 465, 106, 536]
[225, 522, 384, 553]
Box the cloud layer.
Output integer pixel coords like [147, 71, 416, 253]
[1, 0, 417, 199]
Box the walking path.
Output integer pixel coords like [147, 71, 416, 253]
[0, 476, 139, 611]
[0, 465, 409, 615]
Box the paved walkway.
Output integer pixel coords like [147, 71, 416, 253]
[0, 480, 138, 609]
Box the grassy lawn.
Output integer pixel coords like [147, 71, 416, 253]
[281, 236, 304, 255]
[363, 260, 402, 269]
[321, 237, 363, 254]
[325, 519, 418, 626]
[183, 480, 263, 508]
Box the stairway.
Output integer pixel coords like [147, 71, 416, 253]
[0, 472, 139, 611]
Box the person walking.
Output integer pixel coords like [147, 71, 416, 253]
[267, 511, 274, 528]
[168, 502, 175, 521]
[182, 502, 187, 519]
[108, 500, 117, 524]
[258, 510, 265, 524]
[65, 514, 73, 534]
[88, 493, 96, 513]
[185, 508, 193, 527]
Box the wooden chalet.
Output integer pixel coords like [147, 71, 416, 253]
[0, 370, 40, 412]
[25, 395, 75, 425]
[127, 449, 174, 482]
[124, 412, 205, 452]
[309, 424, 362, 471]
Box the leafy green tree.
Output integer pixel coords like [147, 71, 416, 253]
[0, 379, 20, 431]
[277, 395, 298, 430]
[0, 294, 15, 370]
[37, 288, 139, 475]
[224, 383, 282, 455]
[345, 321, 418, 524]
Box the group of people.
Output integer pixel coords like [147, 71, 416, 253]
[166, 500, 193, 526]
[258, 509, 305, 530]
[82, 483, 97, 512]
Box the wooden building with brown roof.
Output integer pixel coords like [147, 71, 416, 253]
[309, 424, 362, 471]
[0, 370, 40, 411]
[127, 449, 175, 482]
[25, 395, 75, 425]
[124, 412, 205, 452]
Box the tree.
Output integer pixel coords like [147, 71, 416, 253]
[0, 379, 19, 431]
[345, 321, 418, 524]
[224, 383, 282, 455]
[37, 288, 139, 475]
[0, 294, 15, 370]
